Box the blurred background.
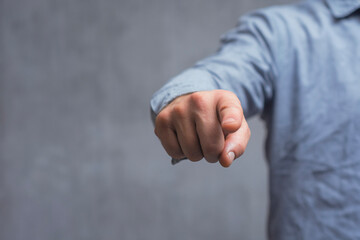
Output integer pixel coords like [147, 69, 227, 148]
[1, 0, 298, 239]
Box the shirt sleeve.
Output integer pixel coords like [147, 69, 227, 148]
[150, 10, 280, 121]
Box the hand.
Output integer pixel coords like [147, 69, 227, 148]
[154, 90, 251, 167]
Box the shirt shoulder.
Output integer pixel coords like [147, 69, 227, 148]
[243, 0, 331, 35]
[244, 0, 330, 24]
[235, 0, 333, 69]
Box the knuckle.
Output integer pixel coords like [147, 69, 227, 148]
[187, 153, 203, 162]
[219, 89, 237, 99]
[202, 143, 222, 158]
[204, 156, 218, 163]
[189, 92, 207, 109]
[155, 111, 170, 127]
[183, 144, 203, 162]
[172, 104, 187, 118]
[165, 146, 184, 159]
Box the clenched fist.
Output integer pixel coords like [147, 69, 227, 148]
[154, 90, 251, 167]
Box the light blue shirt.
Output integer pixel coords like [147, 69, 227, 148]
[150, 0, 360, 238]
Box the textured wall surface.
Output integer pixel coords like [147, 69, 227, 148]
[1, 0, 298, 239]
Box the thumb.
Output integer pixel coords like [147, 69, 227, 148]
[219, 117, 251, 167]
[216, 91, 243, 133]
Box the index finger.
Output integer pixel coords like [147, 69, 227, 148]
[216, 91, 243, 133]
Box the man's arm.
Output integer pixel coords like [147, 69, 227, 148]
[151, 9, 281, 166]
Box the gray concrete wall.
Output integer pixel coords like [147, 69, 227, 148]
[0, 0, 298, 239]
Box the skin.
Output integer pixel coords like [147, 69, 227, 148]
[154, 90, 251, 167]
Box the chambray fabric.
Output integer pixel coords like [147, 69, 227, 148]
[150, 0, 360, 239]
